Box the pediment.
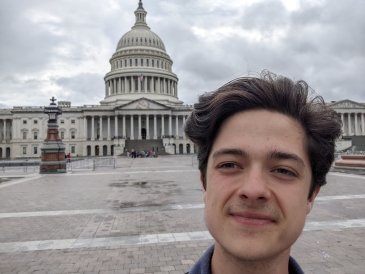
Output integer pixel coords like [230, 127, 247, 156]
[116, 98, 169, 110]
[329, 100, 365, 109]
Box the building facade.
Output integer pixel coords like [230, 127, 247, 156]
[0, 1, 194, 159]
[0, 1, 364, 159]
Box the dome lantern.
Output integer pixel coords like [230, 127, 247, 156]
[134, 0, 147, 27]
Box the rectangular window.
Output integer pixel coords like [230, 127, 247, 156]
[71, 146, 75, 154]
[23, 132, 27, 140]
[71, 131, 75, 139]
[147, 59, 149, 67]
[157, 60, 159, 68]
[135, 59, 138, 66]
[141, 59, 144, 66]
[61, 132, 64, 139]
[23, 120, 27, 124]
[34, 132, 38, 140]
[34, 120, 38, 124]
[23, 147, 26, 155]
[60, 120, 64, 124]
[125, 60, 127, 67]
[71, 120, 75, 124]
[152, 60, 154, 67]
[33, 147, 38, 154]
[130, 59, 132, 66]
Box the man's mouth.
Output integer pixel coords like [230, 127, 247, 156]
[229, 211, 275, 226]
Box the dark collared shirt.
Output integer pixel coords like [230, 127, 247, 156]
[187, 245, 304, 274]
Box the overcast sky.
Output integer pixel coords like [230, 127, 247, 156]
[0, 0, 364, 108]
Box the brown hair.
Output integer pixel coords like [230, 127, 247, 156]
[184, 71, 342, 198]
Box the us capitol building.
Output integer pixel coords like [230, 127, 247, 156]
[0, 1, 364, 159]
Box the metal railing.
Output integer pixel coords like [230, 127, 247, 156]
[0, 160, 40, 173]
[68, 157, 116, 171]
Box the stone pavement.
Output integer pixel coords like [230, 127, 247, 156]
[0, 155, 364, 274]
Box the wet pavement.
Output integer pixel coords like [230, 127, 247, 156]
[0, 155, 364, 273]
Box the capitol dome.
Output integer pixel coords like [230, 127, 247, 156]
[101, 0, 182, 106]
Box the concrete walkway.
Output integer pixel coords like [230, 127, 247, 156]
[0, 155, 364, 273]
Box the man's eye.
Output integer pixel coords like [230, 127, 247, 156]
[218, 163, 239, 169]
[274, 168, 296, 176]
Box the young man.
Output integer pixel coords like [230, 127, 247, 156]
[184, 71, 342, 274]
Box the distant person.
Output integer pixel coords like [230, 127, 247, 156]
[67, 153, 71, 163]
[184, 71, 341, 274]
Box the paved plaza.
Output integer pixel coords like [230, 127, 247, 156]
[0, 155, 364, 274]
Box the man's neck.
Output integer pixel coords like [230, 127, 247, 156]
[211, 244, 290, 274]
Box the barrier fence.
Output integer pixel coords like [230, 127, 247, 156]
[0, 158, 117, 173]
[0, 160, 40, 173]
[68, 157, 117, 171]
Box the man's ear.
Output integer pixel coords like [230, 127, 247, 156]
[307, 187, 320, 214]
[200, 172, 206, 202]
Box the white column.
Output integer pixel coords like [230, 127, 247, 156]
[341, 113, 345, 135]
[161, 115, 165, 137]
[176, 82, 178, 97]
[107, 116, 111, 140]
[157, 78, 161, 93]
[138, 77, 141, 92]
[91, 116, 95, 140]
[151, 77, 155, 93]
[99, 116, 103, 140]
[3, 119, 6, 141]
[154, 115, 157, 139]
[347, 113, 351, 135]
[115, 115, 118, 138]
[84, 117, 87, 139]
[169, 115, 172, 136]
[130, 115, 134, 140]
[175, 116, 179, 138]
[354, 113, 358, 135]
[124, 77, 128, 93]
[113, 79, 117, 94]
[39, 118, 43, 140]
[146, 115, 150, 139]
[105, 82, 108, 97]
[138, 115, 141, 139]
[183, 116, 186, 139]
[362, 113, 365, 135]
[131, 77, 135, 92]
[28, 118, 32, 140]
[122, 115, 126, 138]
[13, 118, 17, 140]
[118, 78, 122, 93]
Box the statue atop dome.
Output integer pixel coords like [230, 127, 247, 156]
[138, 0, 144, 10]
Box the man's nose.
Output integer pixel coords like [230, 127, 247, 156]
[236, 167, 272, 202]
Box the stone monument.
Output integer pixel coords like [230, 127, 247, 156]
[39, 97, 67, 174]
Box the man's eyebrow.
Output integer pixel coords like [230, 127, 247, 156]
[212, 148, 249, 159]
[269, 150, 306, 167]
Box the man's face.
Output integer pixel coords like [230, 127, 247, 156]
[203, 109, 319, 262]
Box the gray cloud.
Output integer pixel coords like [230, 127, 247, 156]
[0, 0, 364, 109]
